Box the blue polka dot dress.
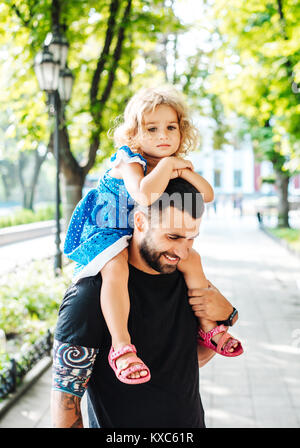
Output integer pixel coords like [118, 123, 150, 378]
[64, 146, 147, 282]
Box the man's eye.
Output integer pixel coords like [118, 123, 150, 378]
[168, 235, 179, 240]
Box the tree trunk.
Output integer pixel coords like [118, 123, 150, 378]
[275, 171, 290, 228]
[61, 171, 84, 230]
[17, 149, 48, 211]
[27, 149, 48, 210]
[0, 159, 15, 201]
[0, 173, 10, 200]
[18, 152, 30, 210]
[48, 123, 86, 229]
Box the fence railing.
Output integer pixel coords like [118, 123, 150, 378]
[0, 330, 52, 400]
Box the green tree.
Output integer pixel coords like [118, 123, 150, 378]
[207, 0, 300, 227]
[0, 11, 50, 209]
[145, 1, 230, 152]
[0, 0, 181, 224]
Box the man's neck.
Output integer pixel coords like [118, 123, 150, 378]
[128, 237, 161, 275]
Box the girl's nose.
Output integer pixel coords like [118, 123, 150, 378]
[159, 129, 167, 139]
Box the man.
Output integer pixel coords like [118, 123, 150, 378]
[51, 178, 237, 428]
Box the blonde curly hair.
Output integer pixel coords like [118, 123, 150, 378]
[111, 85, 199, 157]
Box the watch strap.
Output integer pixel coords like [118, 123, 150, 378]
[217, 307, 238, 326]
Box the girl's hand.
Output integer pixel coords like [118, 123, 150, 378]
[170, 169, 180, 179]
[167, 156, 194, 172]
[170, 168, 187, 179]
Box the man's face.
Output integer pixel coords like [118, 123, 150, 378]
[137, 205, 201, 274]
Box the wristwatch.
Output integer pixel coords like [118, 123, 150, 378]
[217, 307, 238, 327]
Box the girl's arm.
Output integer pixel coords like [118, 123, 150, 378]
[119, 157, 193, 206]
[178, 168, 214, 203]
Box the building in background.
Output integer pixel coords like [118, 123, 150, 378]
[187, 117, 300, 201]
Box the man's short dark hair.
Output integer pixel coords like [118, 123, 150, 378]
[145, 178, 205, 220]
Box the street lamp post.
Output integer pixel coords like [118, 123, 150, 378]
[34, 29, 73, 274]
[52, 89, 62, 272]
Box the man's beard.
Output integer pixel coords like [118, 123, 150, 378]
[138, 231, 179, 274]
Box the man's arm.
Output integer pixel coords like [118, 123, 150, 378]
[178, 168, 214, 203]
[188, 280, 237, 323]
[51, 340, 98, 428]
[51, 391, 83, 428]
[188, 281, 238, 367]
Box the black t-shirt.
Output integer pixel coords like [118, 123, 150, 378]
[54, 264, 205, 428]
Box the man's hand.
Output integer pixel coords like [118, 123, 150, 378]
[188, 280, 234, 323]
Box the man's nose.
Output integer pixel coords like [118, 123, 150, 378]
[174, 240, 191, 260]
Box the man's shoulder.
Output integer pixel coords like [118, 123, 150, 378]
[54, 274, 105, 348]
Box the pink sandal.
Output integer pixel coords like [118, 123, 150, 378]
[198, 324, 244, 357]
[108, 344, 151, 385]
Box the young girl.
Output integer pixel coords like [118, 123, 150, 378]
[64, 85, 243, 385]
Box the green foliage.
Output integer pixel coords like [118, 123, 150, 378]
[0, 353, 10, 371]
[0, 0, 182, 162]
[0, 258, 73, 390]
[266, 227, 300, 252]
[0, 0, 187, 221]
[0, 204, 55, 228]
[208, 0, 300, 172]
[261, 175, 276, 185]
[0, 259, 73, 347]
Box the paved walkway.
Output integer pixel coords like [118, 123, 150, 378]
[199, 211, 300, 428]
[0, 210, 300, 428]
[0, 235, 56, 275]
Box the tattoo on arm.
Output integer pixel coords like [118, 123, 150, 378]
[51, 341, 98, 427]
[62, 393, 82, 428]
[52, 391, 83, 428]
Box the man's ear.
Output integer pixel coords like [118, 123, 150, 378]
[134, 210, 148, 232]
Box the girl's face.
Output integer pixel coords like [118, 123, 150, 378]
[139, 104, 181, 158]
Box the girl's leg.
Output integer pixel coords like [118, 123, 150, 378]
[178, 249, 237, 351]
[178, 249, 217, 334]
[100, 248, 147, 379]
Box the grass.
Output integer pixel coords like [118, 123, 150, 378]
[0, 205, 55, 229]
[266, 227, 300, 252]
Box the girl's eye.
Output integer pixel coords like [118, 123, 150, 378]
[168, 125, 177, 130]
[168, 235, 179, 240]
[147, 127, 156, 132]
